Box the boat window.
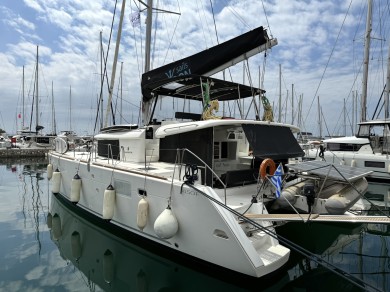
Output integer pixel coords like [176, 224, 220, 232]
[327, 143, 361, 151]
[213, 141, 236, 160]
[98, 140, 120, 159]
[357, 125, 370, 137]
[364, 161, 385, 168]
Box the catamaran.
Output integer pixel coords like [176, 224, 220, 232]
[47, 1, 373, 279]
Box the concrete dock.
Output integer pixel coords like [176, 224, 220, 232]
[0, 148, 49, 158]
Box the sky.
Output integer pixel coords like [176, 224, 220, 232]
[0, 0, 389, 137]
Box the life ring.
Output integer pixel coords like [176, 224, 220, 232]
[260, 158, 276, 179]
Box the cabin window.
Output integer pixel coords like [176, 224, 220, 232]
[357, 125, 370, 137]
[214, 141, 237, 160]
[326, 143, 361, 151]
[364, 161, 385, 168]
[98, 140, 120, 159]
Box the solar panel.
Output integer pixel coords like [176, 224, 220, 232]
[286, 160, 373, 182]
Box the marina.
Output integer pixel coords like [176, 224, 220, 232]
[1, 159, 390, 291]
[0, 148, 49, 158]
[1, 0, 390, 291]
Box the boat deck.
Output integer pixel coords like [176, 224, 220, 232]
[245, 213, 390, 224]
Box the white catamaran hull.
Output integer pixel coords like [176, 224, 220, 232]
[49, 153, 290, 278]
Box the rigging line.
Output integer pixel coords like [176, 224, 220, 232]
[260, 0, 272, 37]
[93, 0, 118, 133]
[195, 0, 208, 49]
[304, 0, 353, 126]
[209, 0, 219, 44]
[162, 4, 181, 65]
[226, 6, 250, 30]
[183, 182, 381, 292]
[130, 1, 142, 82]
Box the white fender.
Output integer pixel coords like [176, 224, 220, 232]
[340, 159, 345, 166]
[71, 231, 82, 260]
[71, 173, 82, 203]
[137, 198, 149, 231]
[387, 164, 390, 173]
[103, 249, 114, 284]
[103, 184, 116, 220]
[154, 207, 179, 239]
[51, 214, 62, 240]
[47, 163, 53, 180]
[52, 169, 61, 193]
[351, 159, 356, 167]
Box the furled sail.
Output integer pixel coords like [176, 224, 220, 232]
[141, 26, 276, 101]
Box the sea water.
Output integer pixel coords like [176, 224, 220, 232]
[0, 158, 389, 291]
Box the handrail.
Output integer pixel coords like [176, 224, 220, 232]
[177, 148, 227, 204]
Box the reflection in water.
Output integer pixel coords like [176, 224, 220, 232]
[15, 158, 48, 256]
[5, 157, 49, 258]
[275, 207, 390, 292]
[48, 193, 251, 292]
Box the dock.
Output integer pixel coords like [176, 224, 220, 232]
[0, 148, 49, 158]
[244, 213, 390, 224]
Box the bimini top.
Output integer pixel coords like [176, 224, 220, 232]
[141, 74, 264, 102]
[141, 26, 272, 102]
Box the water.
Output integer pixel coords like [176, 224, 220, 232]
[0, 159, 389, 291]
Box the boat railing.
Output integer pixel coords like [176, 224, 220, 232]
[177, 148, 227, 204]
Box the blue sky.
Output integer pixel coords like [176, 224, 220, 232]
[0, 0, 389, 137]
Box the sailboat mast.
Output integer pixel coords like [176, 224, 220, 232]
[361, 0, 372, 122]
[385, 41, 390, 119]
[104, 0, 126, 128]
[120, 61, 123, 124]
[142, 0, 153, 125]
[69, 85, 72, 132]
[22, 65, 25, 129]
[100, 31, 104, 129]
[52, 81, 56, 134]
[278, 64, 281, 122]
[144, 0, 152, 73]
[35, 45, 39, 132]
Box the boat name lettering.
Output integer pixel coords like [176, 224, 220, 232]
[181, 188, 199, 196]
[165, 62, 191, 78]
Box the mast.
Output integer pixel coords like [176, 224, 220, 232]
[361, 0, 372, 122]
[100, 31, 104, 129]
[291, 83, 294, 125]
[278, 64, 281, 122]
[52, 81, 56, 134]
[385, 40, 390, 119]
[141, 0, 153, 125]
[35, 45, 39, 133]
[22, 65, 25, 129]
[104, 0, 126, 128]
[120, 61, 123, 124]
[318, 96, 322, 138]
[69, 85, 72, 132]
[144, 0, 152, 73]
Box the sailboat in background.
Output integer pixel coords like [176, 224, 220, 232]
[12, 46, 55, 149]
[305, 0, 390, 182]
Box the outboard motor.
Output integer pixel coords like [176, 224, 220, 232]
[303, 182, 315, 213]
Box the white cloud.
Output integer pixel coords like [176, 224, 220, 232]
[0, 0, 388, 136]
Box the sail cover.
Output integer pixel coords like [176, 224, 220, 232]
[142, 26, 270, 101]
[142, 75, 264, 102]
[242, 124, 304, 159]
